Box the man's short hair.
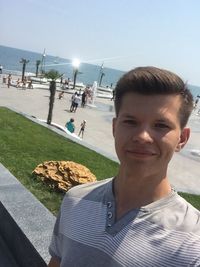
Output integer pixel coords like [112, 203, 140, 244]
[114, 66, 193, 128]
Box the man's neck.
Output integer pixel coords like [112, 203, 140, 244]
[113, 171, 172, 220]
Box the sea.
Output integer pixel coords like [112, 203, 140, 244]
[0, 45, 124, 88]
[0, 45, 200, 97]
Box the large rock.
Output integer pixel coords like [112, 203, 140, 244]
[33, 161, 97, 192]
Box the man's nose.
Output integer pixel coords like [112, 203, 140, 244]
[132, 126, 153, 143]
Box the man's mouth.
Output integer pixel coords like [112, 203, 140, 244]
[127, 149, 157, 157]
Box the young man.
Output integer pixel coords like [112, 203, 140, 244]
[48, 67, 200, 267]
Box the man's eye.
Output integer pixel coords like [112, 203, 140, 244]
[123, 120, 137, 125]
[155, 123, 169, 129]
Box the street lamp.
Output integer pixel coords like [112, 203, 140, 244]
[98, 62, 104, 86]
[72, 59, 80, 89]
[40, 49, 46, 75]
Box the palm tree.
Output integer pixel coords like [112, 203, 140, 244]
[35, 60, 41, 77]
[45, 70, 62, 125]
[20, 58, 30, 81]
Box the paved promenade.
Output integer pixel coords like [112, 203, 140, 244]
[0, 76, 200, 195]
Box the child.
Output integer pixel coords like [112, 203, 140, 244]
[65, 118, 75, 133]
[78, 120, 86, 138]
[58, 91, 64, 99]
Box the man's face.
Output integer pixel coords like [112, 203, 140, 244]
[113, 92, 190, 178]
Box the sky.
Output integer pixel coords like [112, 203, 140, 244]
[1, 0, 200, 85]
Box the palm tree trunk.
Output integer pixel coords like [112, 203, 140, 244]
[73, 69, 78, 89]
[99, 73, 105, 87]
[36, 65, 39, 77]
[36, 60, 41, 77]
[47, 81, 56, 125]
[22, 63, 26, 81]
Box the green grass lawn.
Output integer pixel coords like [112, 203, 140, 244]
[0, 107, 119, 215]
[0, 107, 199, 215]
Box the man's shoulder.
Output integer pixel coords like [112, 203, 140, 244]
[175, 194, 200, 234]
[151, 193, 200, 235]
[65, 178, 113, 202]
[175, 193, 200, 214]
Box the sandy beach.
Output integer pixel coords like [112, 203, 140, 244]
[0, 75, 200, 194]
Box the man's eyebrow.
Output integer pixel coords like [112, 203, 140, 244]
[121, 114, 136, 118]
[154, 118, 175, 125]
[156, 117, 170, 122]
[155, 118, 168, 122]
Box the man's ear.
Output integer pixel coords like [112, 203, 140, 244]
[175, 127, 190, 152]
[112, 117, 116, 137]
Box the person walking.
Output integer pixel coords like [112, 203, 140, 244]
[7, 74, 12, 88]
[70, 92, 77, 112]
[81, 90, 87, 107]
[73, 93, 81, 112]
[48, 67, 200, 267]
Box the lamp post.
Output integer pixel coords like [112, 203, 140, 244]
[72, 59, 80, 89]
[40, 49, 46, 75]
[98, 62, 104, 86]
